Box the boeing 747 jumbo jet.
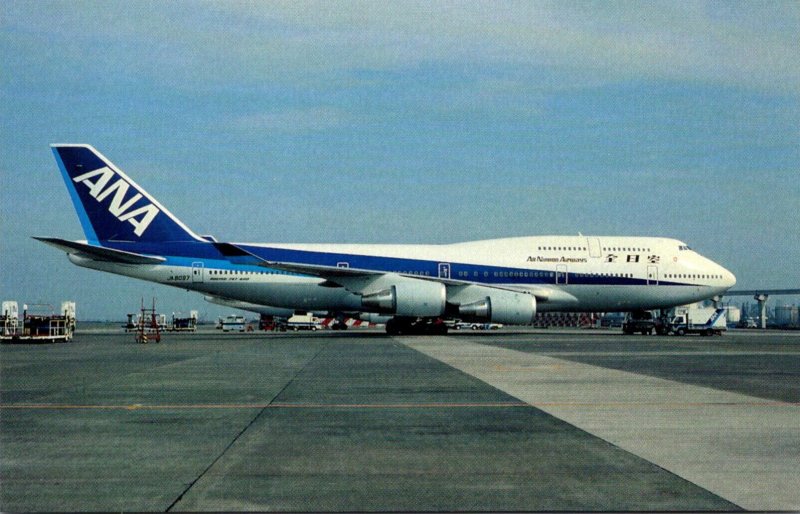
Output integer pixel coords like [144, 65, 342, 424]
[37, 145, 736, 334]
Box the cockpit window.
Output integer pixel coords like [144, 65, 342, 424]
[678, 245, 691, 251]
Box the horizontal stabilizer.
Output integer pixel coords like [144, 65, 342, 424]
[33, 237, 166, 264]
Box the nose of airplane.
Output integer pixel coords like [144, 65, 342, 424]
[721, 266, 736, 289]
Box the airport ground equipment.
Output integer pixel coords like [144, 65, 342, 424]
[134, 298, 161, 343]
[622, 311, 655, 335]
[170, 310, 198, 332]
[286, 313, 323, 331]
[221, 314, 246, 332]
[1, 301, 76, 343]
[259, 314, 287, 331]
[123, 313, 137, 332]
[666, 304, 727, 336]
[449, 321, 503, 330]
[126, 311, 166, 332]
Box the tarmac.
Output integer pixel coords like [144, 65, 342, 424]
[1, 326, 798, 511]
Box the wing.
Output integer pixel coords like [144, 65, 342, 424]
[216, 242, 565, 303]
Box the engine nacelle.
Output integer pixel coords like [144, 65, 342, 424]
[458, 291, 536, 325]
[357, 312, 393, 323]
[362, 281, 446, 317]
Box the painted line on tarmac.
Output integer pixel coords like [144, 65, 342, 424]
[403, 336, 800, 511]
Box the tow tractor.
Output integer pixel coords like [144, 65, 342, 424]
[622, 311, 655, 335]
[1, 301, 76, 343]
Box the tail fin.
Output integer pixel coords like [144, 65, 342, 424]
[51, 144, 203, 244]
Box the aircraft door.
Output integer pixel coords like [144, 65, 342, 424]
[556, 265, 568, 284]
[647, 265, 658, 285]
[587, 237, 601, 258]
[192, 262, 204, 283]
[438, 263, 451, 279]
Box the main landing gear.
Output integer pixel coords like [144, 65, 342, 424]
[385, 317, 448, 336]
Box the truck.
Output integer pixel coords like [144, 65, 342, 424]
[286, 313, 323, 331]
[667, 303, 727, 336]
[221, 314, 246, 332]
[622, 311, 655, 335]
[449, 320, 503, 331]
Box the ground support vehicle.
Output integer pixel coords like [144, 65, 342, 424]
[221, 315, 246, 332]
[286, 313, 323, 331]
[669, 306, 727, 336]
[459, 322, 502, 330]
[259, 315, 287, 331]
[622, 311, 655, 335]
[1, 301, 76, 343]
[134, 299, 161, 344]
[170, 310, 198, 332]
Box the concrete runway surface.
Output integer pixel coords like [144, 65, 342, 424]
[1, 327, 797, 511]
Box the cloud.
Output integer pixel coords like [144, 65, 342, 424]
[5, 1, 798, 95]
[246, 1, 800, 94]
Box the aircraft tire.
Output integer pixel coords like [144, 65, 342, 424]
[385, 318, 401, 335]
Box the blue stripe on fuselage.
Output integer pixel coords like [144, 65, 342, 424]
[102, 240, 691, 287]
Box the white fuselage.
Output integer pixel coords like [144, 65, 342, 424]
[69, 235, 736, 315]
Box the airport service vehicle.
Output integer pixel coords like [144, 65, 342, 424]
[622, 311, 655, 335]
[667, 304, 727, 336]
[169, 310, 198, 332]
[451, 321, 503, 330]
[221, 315, 246, 332]
[739, 317, 758, 329]
[286, 313, 323, 331]
[1, 301, 76, 343]
[37, 145, 736, 335]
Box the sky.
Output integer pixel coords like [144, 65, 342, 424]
[1, 1, 799, 320]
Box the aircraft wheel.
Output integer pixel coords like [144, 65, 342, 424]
[386, 318, 400, 335]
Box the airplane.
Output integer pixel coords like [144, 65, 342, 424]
[37, 144, 736, 334]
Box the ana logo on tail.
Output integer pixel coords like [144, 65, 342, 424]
[72, 166, 160, 237]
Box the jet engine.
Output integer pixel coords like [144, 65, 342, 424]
[361, 281, 446, 317]
[457, 290, 536, 325]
